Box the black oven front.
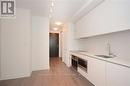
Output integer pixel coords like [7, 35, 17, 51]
[78, 58, 87, 72]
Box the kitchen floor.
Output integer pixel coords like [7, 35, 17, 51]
[0, 57, 94, 86]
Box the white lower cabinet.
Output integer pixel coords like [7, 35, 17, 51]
[88, 57, 106, 86]
[78, 67, 88, 79]
[78, 56, 106, 86]
[106, 63, 130, 86]
[76, 55, 130, 86]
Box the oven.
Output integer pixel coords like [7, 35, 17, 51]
[78, 58, 87, 72]
[71, 55, 87, 72]
[71, 55, 78, 70]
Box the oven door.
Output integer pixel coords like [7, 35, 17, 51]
[71, 55, 78, 70]
[78, 58, 87, 72]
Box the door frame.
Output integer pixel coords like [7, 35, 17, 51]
[49, 31, 62, 58]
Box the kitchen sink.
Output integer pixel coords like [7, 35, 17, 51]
[95, 55, 114, 58]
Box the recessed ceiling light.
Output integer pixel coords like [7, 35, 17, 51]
[55, 22, 62, 25]
[51, 2, 54, 6]
[53, 28, 58, 31]
[50, 0, 55, 1]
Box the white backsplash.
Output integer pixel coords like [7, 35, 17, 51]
[78, 30, 130, 60]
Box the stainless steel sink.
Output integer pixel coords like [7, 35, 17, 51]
[95, 55, 114, 58]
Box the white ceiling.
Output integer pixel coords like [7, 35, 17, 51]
[16, 0, 49, 17]
[16, 0, 104, 31]
[16, 0, 89, 23]
[50, 0, 88, 24]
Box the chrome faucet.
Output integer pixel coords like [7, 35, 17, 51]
[107, 43, 116, 57]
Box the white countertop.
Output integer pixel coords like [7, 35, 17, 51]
[70, 50, 130, 68]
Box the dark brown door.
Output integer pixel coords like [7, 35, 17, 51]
[49, 33, 59, 57]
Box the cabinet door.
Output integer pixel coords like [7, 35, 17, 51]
[75, 0, 130, 39]
[75, 22, 87, 38]
[106, 63, 130, 86]
[88, 58, 106, 86]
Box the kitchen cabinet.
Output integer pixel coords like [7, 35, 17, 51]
[106, 62, 130, 86]
[88, 57, 106, 86]
[71, 52, 130, 86]
[78, 56, 106, 86]
[77, 56, 89, 80]
[75, 0, 130, 38]
[77, 56, 130, 86]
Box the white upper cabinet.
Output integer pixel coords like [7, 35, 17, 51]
[75, 0, 130, 38]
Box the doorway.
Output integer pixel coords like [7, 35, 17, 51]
[49, 33, 59, 58]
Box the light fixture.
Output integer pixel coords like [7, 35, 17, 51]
[49, 0, 56, 19]
[50, 0, 55, 1]
[51, 2, 54, 7]
[53, 27, 58, 31]
[55, 22, 62, 25]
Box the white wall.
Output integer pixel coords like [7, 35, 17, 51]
[31, 16, 49, 71]
[0, 20, 1, 79]
[62, 23, 79, 66]
[78, 30, 130, 60]
[0, 8, 31, 80]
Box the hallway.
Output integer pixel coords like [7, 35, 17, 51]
[0, 58, 93, 86]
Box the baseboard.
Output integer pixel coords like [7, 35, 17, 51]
[0, 72, 31, 80]
[32, 65, 50, 72]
